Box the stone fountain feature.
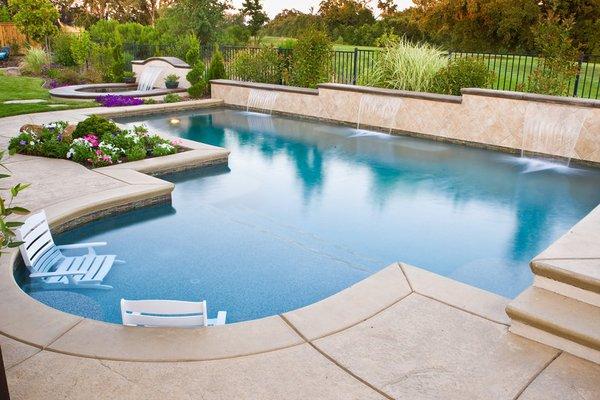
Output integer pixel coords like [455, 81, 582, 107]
[49, 57, 190, 101]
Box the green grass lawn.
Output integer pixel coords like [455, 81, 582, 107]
[0, 74, 98, 118]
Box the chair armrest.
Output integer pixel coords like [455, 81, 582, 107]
[56, 242, 107, 250]
[209, 311, 227, 326]
[30, 271, 86, 278]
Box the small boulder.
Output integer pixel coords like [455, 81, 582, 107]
[62, 124, 76, 142]
[19, 124, 44, 135]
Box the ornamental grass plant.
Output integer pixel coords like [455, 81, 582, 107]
[362, 38, 447, 93]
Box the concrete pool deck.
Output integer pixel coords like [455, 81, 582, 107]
[0, 104, 598, 399]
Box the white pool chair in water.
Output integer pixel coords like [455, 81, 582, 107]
[120, 299, 227, 327]
[16, 211, 124, 290]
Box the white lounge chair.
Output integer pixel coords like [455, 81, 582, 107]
[16, 211, 124, 290]
[121, 299, 227, 327]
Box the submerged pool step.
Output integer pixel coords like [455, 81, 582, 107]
[507, 287, 600, 364]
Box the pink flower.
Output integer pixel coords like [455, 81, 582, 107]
[170, 139, 183, 146]
[84, 134, 99, 147]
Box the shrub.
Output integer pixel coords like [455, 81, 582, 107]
[187, 61, 208, 98]
[20, 48, 50, 75]
[56, 67, 84, 85]
[289, 29, 332, 88]
[96, 95, 144, 107]
[89, 43, 115, 82]
[125, 145, 146, 161]
[185, 37, 201, 66]
[101, 130, 140, 150]
[70, 32, 92, 67]
[9, 123, 70, 158]
[111, 37, 127, 82]
[521, 14, 580, 96]
[51, 33, 76, 67]
[73, 115, 121, 139]
[207, 47, 226, 81]
[432, 58, 495, 95]
[230, 47, 282, 84]
[151, 142, 177, 157]
[362, 39, 446, 92]
[164, 93, 182, 103]
[143, 98, 157, 104]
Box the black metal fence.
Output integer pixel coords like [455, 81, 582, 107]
[123, 43, 600, 99]
[450, 51, 600, 99]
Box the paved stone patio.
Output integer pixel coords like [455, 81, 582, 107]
[0, 105, 598, 399]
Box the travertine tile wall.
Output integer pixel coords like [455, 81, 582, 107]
[211, 82, 600, 164]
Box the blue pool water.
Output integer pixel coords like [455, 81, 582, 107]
[17, 108, 600, 324]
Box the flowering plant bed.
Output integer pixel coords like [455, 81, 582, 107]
[96, 95, 144, 107]
[9, 115, 183, 168]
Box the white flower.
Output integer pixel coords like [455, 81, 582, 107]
[66, 148, 74, 159]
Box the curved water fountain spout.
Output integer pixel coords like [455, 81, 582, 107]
[137, 66, 164, 91]
[356, 95, 403, 134]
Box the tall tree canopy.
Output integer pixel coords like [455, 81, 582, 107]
[9, 0, 59, 44]
[242, 0, 268, 36]
[159, 0, 230, 44]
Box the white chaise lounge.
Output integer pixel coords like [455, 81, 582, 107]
[121, 299, 227, 327]
[16, 211, 124, 290]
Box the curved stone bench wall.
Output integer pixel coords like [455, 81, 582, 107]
[210, 80, 600, 165]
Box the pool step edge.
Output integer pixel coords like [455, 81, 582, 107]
[506, 287, 600, 364]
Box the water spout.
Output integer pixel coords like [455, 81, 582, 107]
[137, 66, 164, 91]
[357, 95, 403, 134]
[246, 89, 278, 114]
[520, 103, 588, 167]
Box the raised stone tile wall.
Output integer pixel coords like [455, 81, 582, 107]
[211, 80, 600, 164]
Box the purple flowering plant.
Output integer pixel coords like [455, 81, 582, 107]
[96, 95, 144, 107]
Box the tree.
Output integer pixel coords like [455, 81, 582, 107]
[159, 0, 229, 45]
[523, 13, 580, 96]
[242, 0, 268, 37]
[263, 9, 324, 38]
[8, 0, 59, 45]
[319, 0, 375, 28]
[377, 0, 397, 17]
[411, 0, 540, 52]
[318, 0, 375, 44]
[538, 0, 600, 53]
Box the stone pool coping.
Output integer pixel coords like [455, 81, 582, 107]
[50, 83, 188, 100]
[0, 99, 596, 366]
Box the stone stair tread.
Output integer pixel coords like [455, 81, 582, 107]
[532, 258, 600, 294]
[506, 287, 600, 351]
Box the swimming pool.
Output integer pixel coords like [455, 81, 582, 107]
[17, 108, 600, 324]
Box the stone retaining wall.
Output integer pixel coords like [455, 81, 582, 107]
[211, 80, 600, 165]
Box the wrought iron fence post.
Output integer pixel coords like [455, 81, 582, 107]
[352, 48, 359, 85]
[572, 52, 585, 97]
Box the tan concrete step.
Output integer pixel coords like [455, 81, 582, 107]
[531, 259, 600, 307]
[506, 287, 600, 364]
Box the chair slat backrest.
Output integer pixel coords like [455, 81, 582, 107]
[120, 299, 208, 328]
[15, 211, 58, 272]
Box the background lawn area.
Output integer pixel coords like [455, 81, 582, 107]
[0, 74, 98, 118]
